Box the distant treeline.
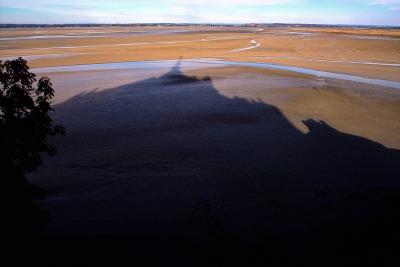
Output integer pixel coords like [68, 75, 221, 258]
[0, 23, 399, 29]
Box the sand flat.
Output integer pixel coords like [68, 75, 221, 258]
[1, 26, 399, 81]
[27, 61, 400, 245]
[4, 26, 397, 264]
[35, 61, 400, 149]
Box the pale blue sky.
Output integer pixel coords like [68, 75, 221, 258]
[0, 0, 399, 26]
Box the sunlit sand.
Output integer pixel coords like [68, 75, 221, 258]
[2, 25, 400, 266]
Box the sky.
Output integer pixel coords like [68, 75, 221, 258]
[0, 0, 399, 26]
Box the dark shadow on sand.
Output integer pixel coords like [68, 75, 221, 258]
[32, 61, 400, 266]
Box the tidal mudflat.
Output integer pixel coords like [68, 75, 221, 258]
[1, 26, 400, 81]
[3, 26, 400, 266]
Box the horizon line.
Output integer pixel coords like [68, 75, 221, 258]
[1, 22, 400, 28]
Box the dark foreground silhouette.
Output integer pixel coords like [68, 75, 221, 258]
[27, 62, 400, 266]
[0, 58, 64, 243]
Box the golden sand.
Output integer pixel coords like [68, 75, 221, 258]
[1, 26, 399, 81]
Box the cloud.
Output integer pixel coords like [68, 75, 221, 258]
[0, 0, 399, 25]
[365, 0, 400, 11]
[0, 0, 304, 23]
[173, 0, 300, 4]
[365, 0, 400, 7]
[368, 0, 400, 4]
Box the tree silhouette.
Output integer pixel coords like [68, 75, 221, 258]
[1, 57, 65, 237]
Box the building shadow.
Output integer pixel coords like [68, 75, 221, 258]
[31, 61, 400, 266]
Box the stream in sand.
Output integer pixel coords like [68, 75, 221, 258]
[33, 59, 400, 89]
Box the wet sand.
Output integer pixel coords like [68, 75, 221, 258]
[3, 26, 399, 266]
[33, 60, 400, 149]
[1, 26, 399, 81]
[25, 60, 400, 265]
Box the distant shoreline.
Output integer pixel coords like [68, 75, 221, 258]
[1, 23, 400, 29]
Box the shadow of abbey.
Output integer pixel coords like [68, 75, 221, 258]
[37, 61, 400, 266]
[53, 61, 400, 182]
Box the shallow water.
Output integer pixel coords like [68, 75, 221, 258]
[1, 35, 251, 52]
[287, 32, 316, 36]
[257, 56, 400, 67]
[0, 35, 109, 40]
[1, 53, 85, 61]
[231, 40, 261, 52]
[0, 29, 197, 41]
[349, 35, 400, 41]
[33, 59, 400, 89]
